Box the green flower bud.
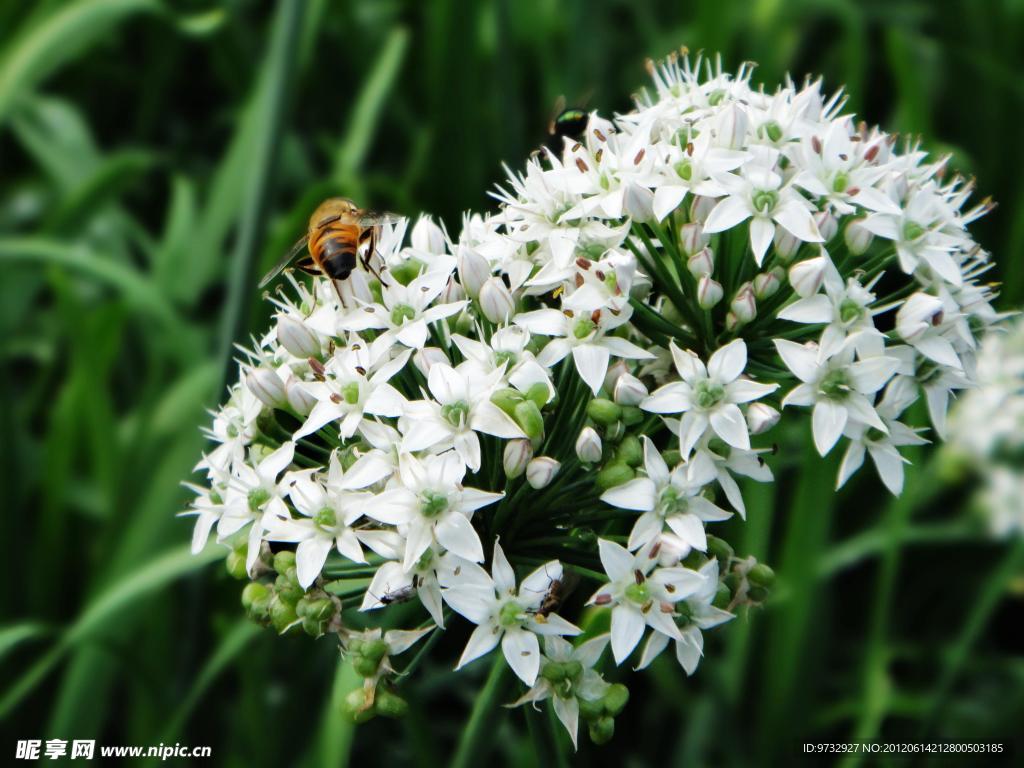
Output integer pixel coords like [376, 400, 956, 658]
[490, 387, 523, 417]
[596, 462, 634, 490]
[297, 596, 334, 622]
[302, 617, 325, 637]
[353, 655, 382, 678]
[241, 582, 271, 620]
[225, 547, 248, 580]
[513, 400, 545, 445]
[589, 715, 615, 745]
[586, 398, 622, 426]
[374, 689, 409, 718]
[746, 585, 769, 603]
[269, 594, 298, 633]
[602, 683, 629, 716]
[615, 435, 643, 467]
[343, 688, 376, 724]
[705, 535, 733, 566]
[541, 661, 568, 683]
[273, 550, 297, 576]
[274, 574, 304, 605]
[723, 572, 742, 595]
[620, 405, 644, 426]
[747, 563, 776, 589]
[662, 448, 682, 465]
[712, 583, 732, 609]
[524, 382, 550, 410]
[363, 638, 389, 664]
[578, 695, 604, 722]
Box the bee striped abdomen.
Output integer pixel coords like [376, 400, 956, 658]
[312, 225, 359, 280]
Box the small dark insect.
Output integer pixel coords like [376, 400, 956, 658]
[377, 579, 417, 606]
[535, 578, 564, 617]
[548, 95, 591, 144]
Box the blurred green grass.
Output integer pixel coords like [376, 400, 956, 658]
[2, 1, 1023, 765]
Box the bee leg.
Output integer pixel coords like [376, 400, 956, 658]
[329, 278, 348, 308]
[360, 229, 389, 287]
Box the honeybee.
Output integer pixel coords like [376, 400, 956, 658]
[548, 95, 591, 144]
[258, 197, 401, 292]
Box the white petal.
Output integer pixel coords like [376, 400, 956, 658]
[502, 628, 540, 685]
[295, 537, 332, 589]
[442, 586, 496, 624]
[666, 513, 707, 551]
[727, 379, 777, 403]
[455, 624, 502, 670]
[653, 185, 687, 222]
[836, 441, 866, 490]
[703, 195, 751, 233]
[749, 216, 774, 266]
[600, 477, 657, 512]
[641, 382, 692, 414]
[610, 605, 646, 664]
[812, 399, 848, 456]
[490, 541, 516, 594]
[869, 443, 905, 495]
[774, 339, 819, 382]
[435, 512, 485, 563]
[778, 295, 833, 324]
[552, 695, 580, 750]
[636, 630, 670, 670]
[572, 344, 611, 396]
[470, 401, 526, 439]
[709, 403, 750, 450]
[707, 339, 747, 383]
[597, 538, 635, 582]
[520, 560, 563, 602]
[774, 201, 823, 243]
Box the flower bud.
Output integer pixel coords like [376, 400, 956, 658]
[246, 366, 286, 408]
[689, 195, 716, 224]
[730, 282, 757, 323]
[374, 689, 409, 718]
[491, 387, 522, 416]
[503, 439, 533, 479]
[286, 379, 316, 415]
[241, 581, 271, 618]
[714, 102, 748, 149]
[513, 400, 545, 446]
[752, 271, 780, 300]
[697, 276, 724, 309]
[687, 246, 715, 278]
[411, 215, 445, 254]
[524, 382, 550, 409]
[226, 548, 248, 580]
[603, 359, 628, 394]
[745, 402, 780, 435]
[896, 292, 944, 342]
[813, 210, 838, 242]
[773, 225, 801, 263]
[526, 457, 560, 489]
[679, 222, 709, 256]
[747, 562, 776, 589]
[788, 255, 827, 298]
[343, 688, 376, 724]
[269, 594, 299, 633]
[413, 346, 448, 377]
[589, 716, 615, 745]
[615, 435, 643, 467]
[479, 277, 515, 323]
[276, 316, 320, 358]
[613, 373, 648, 406]
[457, 246, 490, 298]
[441, 277, 466, 304]
[576, 426, 603, 463]
[596, 461, 634, 490]
[603, 683, 630, 716]
[844, 218, 873, 255]
[724, 311, 739, 332]
[586, 398, 622, 426]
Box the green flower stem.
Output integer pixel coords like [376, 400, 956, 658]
[450, 654, 510, 768]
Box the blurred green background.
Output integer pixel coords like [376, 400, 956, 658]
[2, 0, 1023, 765]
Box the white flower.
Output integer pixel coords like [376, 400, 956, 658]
[438, 542, 580, 685]
[400, 363, 524, 472]
[340, 269, 466, 349]
[514, 305, 654, 395]
[510, 634, 611, 749]
[636, 558, 732, 674]
[588, 539, 704, 664]
[601, 437, 730, 551]
[779, 267, 884, 359]
[294, 340, 410, 440]
[368, 452, 503, 570]
[703, 148, 824, 265]
[896, 292, 963, 370]
[219, 442, 296, 574]
[775, 340, 900, 456]
[280, 450, 392, 588]
[641, 340, 778, 455]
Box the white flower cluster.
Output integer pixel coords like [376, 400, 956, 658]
[185, 51, 1002, 745]
[947, 319, 1024, 536]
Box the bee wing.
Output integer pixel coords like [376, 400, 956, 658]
[356, 211, 405, 227]
[548, 95, 567, 135]
[258, 235, 310, 288]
